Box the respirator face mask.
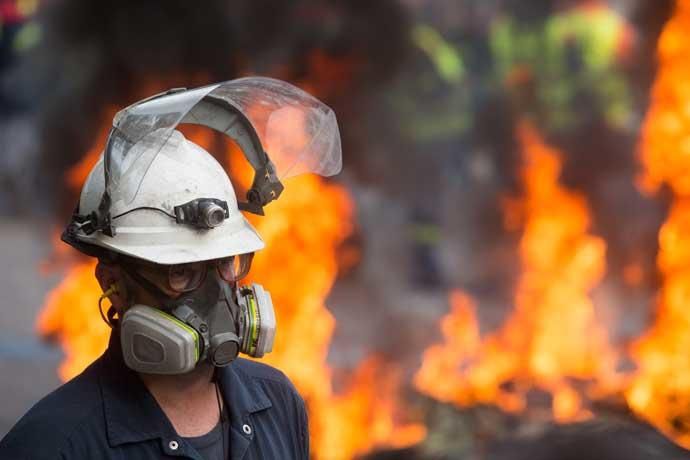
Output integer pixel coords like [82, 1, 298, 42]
[118, 253, 276, 375]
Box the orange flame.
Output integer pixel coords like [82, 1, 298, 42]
[229, 138, 425, 458]
[415, 121, 618, 422]
[628, 0, 690, 447]
[37, 107, 423, 457]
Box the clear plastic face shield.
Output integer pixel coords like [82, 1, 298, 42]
[88, 77, 341, 235]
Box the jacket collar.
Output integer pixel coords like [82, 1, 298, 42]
[217, 358, 273, 458]
[100, 331, 272, 451]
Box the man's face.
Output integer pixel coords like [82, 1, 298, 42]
[126, 262, 184, 302]
[115, 253, 254, 312]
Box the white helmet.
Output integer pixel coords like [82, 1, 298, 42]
[75, 130, 264, 264]
[63, 77, 342, 264]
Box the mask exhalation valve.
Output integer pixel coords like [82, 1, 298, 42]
[209, 332, 240, 366]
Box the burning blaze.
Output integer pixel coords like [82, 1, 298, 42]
[38, 259, 103, 379]
[309, 356, 426, 457]
[628, 0, 690, 447]
[37, 100, 422, 458]
[232, 138, 425, 458]
[415, 121, 618, 422]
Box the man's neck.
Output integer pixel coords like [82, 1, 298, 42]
[140, 363, 223, 437]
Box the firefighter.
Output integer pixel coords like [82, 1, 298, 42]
[542, 0, 634, 130]
[490, 0, 633, 133]
[389, 23, 466, 288]
[0, 77, 342, 459]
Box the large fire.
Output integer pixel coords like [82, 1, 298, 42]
[414, 121, 619, 422]
[225, 140, 425, 457]
[37, 101, 424, 458]
[42, 5, 690, 452]
[627, 0, 690, 448]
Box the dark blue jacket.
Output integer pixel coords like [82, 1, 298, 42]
[0, 334, 309, 459]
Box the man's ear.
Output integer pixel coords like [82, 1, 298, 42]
[95, 261, 128, 312]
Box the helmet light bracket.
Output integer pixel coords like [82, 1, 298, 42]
[174, 198, 230, 229]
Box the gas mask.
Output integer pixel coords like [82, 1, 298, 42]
[118, 261, 276, 375]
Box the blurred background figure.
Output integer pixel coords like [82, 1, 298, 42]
[0, 0, 40, 110]
[491, 0, 635, 133]
[0, 0, 40, 213]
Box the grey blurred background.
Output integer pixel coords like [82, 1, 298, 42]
[0, 221, 61, 436]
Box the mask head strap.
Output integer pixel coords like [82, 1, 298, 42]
[118, 261, 174, 308]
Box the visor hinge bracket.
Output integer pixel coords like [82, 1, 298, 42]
[71, 210, 114, 237]
[239, 161, 284, 216]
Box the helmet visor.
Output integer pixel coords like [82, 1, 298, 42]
[104, 77, 342, 209]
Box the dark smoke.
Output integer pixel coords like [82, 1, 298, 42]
[6, 0, 410, 218]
